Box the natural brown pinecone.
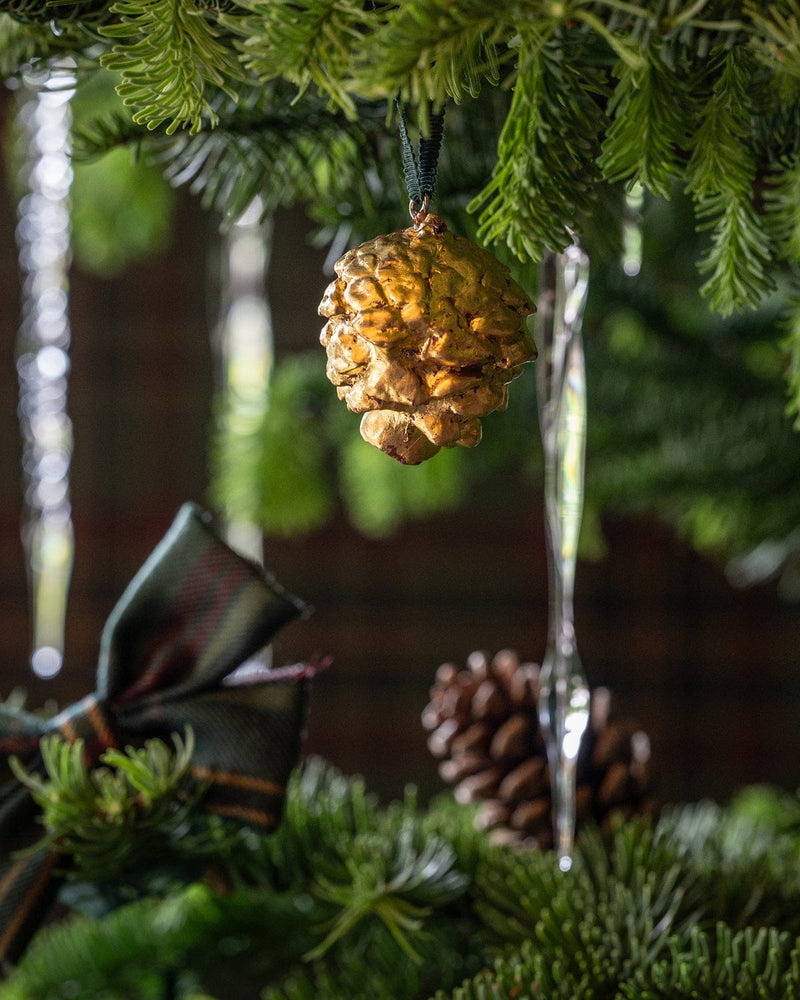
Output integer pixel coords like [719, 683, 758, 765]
[318, 213, 537, 465]
[422, 649, 657, 848]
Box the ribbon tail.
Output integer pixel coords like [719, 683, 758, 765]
[0, 849, 62, 967]
[0, 782, 63, 967]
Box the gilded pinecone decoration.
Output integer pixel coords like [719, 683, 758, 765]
[422, 649, 657, 848]
[318, 213, 537, 465]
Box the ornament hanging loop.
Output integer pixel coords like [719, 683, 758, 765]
[396, 100, 445, 222]
[409, 193, 430, 224]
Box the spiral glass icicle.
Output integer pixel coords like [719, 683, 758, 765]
[536, 244, 591, 871]
[14, 63, 76, 680]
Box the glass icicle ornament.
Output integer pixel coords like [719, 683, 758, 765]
[212, 197, 273, 568]
[318, 211, 537, 464]
[13, 62, 76, 680]
[536, 244, 591, 871]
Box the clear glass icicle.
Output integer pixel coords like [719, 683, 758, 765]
[212, 200, 275, 679]
[535, 244, 591, 871]
[213, 197, 274, 569]
[14, 63, 77, 680]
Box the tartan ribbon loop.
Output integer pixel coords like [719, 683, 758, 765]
[46, 696, 117, 757]
[0, 503, 313, 966]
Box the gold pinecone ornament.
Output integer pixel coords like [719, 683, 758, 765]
[422, 649, 657, 848]
[318, 213, 537, 464]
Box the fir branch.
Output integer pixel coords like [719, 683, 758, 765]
[620, 923, 800, 998]
[337, 431, 468, 537]
[599, 49, 692, 199]
[7, 763, 800, 999]
[353, 0, 511, 113]
[0, 14, 52, 72]
[99, 0, 246, 134]
[148, 89, 375, 222]
[0, 0, 110, 23]
[475, 819, 704, 991]
[304, 824, 466, 962]
[70, 107, 147, 158]
[0, 9, 106, 66]
[470, 22, 609, 261]
[211, 351, 338, 537]
[657, 794, 800, 933]
[685, 47, 774, 312]
[218, 758, 470, 965]
[746, 0, 800, 79]
[764, 159, 800, 263]
[222, 0, 370, 119]
[695, 193, 775, 313]
[0, 883, 320, 1000]
[9, 730, 213, 881]
[235, 756, 385, 889]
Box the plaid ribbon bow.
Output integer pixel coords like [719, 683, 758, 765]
[0, 503, 313, 965]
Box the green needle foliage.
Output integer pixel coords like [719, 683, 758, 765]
[8, 729, 227, 883]
[8, 750, 800, 1000]
[7, 0, 800, 314]
[222, 0, 373, 119]
[98, 0, 246, 135]
[469, 21, 609, 260]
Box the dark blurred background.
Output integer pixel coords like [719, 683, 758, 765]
[1, 90, 798, 811]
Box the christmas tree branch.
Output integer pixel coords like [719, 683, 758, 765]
[5, 1, 800, 317]
[99, 0, 246, 134]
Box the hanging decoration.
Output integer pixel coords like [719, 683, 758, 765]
[536, 245, 592, 870]
[421, 649, 655, 847]
[13, 62, 76, 681]
[318, 106, 537, 464]
[212, 197, 274, 566]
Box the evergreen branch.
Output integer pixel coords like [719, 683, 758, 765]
[0, 0, 111, 28]
[210, 353, 336, 537]
[7, 762, 800, 998]
[99, 0, 246, 134]
[572, 6, 647, 68]
[746, 0, 800, 79]
[695, 193, 775, 313]
[656, 789, 800, 932]
[470, 22, 609, 260]
[0, 9, 106, 65]
[140, 89, 376, 222]
[599, 50, 693, 199]
[0, 883, 319, 999]
[70, 107, 148, 158]
[764, 159, 800, 262]
[620, 923, 800, 998]
[685, 48, 759, 202]
[216, 758, 470, 965]
[475, 819, 705, 992]
[685, 48, 774, 312]
[353, 0, 512, 113]
[9, 730, 211, 881]
[221, 0, 370, 118]
[0, 13, 53, 72]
